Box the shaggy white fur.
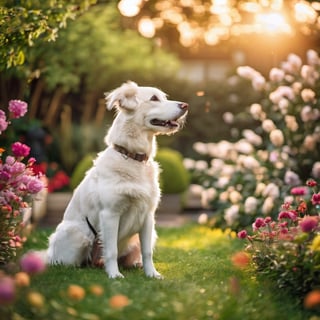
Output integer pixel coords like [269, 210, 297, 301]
[45, 81, 188, 278]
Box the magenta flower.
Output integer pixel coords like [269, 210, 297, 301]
[311, 193, 320, 205]
[237, 230, 248, 239]
[299, 216, 318, 233]
[252, 217, 266, 231]
[0, 276, 15, 305]
[11, 142, 30, 158]
[0, 110, 8, 133]
[8, 100, 28, 118]
[278, 210, 298, 221]
[291, 186, 308, 196]
[20, 252, 46, 274]
[26, 176, 44, 193]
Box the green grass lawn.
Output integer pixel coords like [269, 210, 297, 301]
[3, 224, 316, 320]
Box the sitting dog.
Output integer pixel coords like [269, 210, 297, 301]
[46, 81, 188, 278]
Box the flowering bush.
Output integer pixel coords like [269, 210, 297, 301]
[238, 179, 320, 301]
[186, 50, 320, 230]
[0, 100, 44, 265]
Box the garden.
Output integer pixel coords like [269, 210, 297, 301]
[1, 1, 320, 319]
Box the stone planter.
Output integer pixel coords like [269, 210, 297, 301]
[157, 194, 182, 215]
[41, 192, 73, 227]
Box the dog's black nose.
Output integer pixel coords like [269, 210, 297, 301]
[179, 103, 188, 110]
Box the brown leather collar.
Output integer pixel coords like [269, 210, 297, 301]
[113, 144, 148, 162]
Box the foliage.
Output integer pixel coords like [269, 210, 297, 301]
[0, 225, 316, 319]
[155, 148, 190, 194]
[238, 179, 320, 303]
[186, 50, 320, 230]
[0, 0, 96, 70]
[0, 101, 43, 265]
[70, 153, 95, 190]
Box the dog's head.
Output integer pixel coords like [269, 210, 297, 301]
[105, 81, 188, 135]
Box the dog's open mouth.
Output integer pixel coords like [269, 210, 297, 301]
[150, 119, 179, 128]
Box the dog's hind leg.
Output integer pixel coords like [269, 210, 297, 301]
[47, 221, 94, 266]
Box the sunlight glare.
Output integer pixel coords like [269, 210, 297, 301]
[138, 17, 156, 38]
[294, 1, 317, 23]
[118, 0, 142, 17]
[255, 12, 292, 34]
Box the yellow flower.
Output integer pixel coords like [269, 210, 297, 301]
[109, 294, 130, 309]
[310, 235, 320, 251]
[14, 272, 30, 287]
[27, 292, 45, 308]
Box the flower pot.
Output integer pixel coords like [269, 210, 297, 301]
[157, 194, 182, 215]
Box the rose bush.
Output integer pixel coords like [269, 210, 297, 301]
[238, 179, 320, 302]
[186, 50, 320, 230]
[0, 100, 44, 265]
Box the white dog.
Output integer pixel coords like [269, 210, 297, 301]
[46, 81, 188, 278]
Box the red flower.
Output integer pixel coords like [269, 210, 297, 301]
[278, 210, 297, 221]
[306, 179, 317, 187]
[252, 217, 266, 230]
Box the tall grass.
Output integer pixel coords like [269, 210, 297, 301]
[5, 224, 314, 320]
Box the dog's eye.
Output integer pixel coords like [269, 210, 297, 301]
[150, 95, 160, 102]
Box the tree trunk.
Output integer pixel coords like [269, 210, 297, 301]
[81, 91, 96, 124]
[29, 79, 45, 119]
[43, 87, 64, 127]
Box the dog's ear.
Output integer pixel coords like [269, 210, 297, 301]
[105, 81, 139, 111]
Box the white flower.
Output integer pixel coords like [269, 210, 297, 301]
[312, 162, 320, 179]
[307, 49, 320, 66]
[250, 103, 263, 120]
[269, 67, 285, 82]
[262, 182, 280, 199]
[244, 196, 258, 215]
[222, 112, 234, 124]
[255, 182, 266, 196]
[224, 205, 240, 226]
[242, 129, 262, 146]
[193, 142, 208, 155]
[303, 135, 316, 151]
[198, 213, 208, 225]
[183, 158, 195, 170]
[284, 170, 301, 186]
[252, 75, 266, 91]
[236, 66, 258, 80]
[269, 86, 295, 104]
[229, 190, 242, 204]
[238, 155, 260, 170]
[201, 188, 217, 208]
[270, 129, 284, 147]
[262, 197, 274, 215]
[217, 177, 230, 189]
[234, 139, 254, 154]
[301, 105, 313, 122]
[301, 88, 316, 102]
[278, 98, 289, 114]
[194, 160, 208, 171]
[189, 184, 204, 196]
[262, 119, 276, 133]
[285, 115, 298, 132]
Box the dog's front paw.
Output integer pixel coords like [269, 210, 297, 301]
[145, 270, 163, 279]
[108, 271, 125, 279]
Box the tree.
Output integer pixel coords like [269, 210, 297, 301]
[0, 0, 97, 70]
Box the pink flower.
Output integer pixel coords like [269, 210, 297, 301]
[8, 100, 28, 118]
[237, 230, 248, 239]
[11, 142, 30, 158]
[278, 210, 298, 221]
[311, 193, 320, 205]
[291, 186, 308, 196]
[252, 217, 266, 231]
[0, 110, 8, 133]
[20, 252, 46, 274]
[0, 276, 15, 305]
[299, 216, 318, 233]
[26, 176, 44, 193]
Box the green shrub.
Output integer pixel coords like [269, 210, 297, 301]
[155, 148, 190, 194]
[70, 153, 95, 190]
